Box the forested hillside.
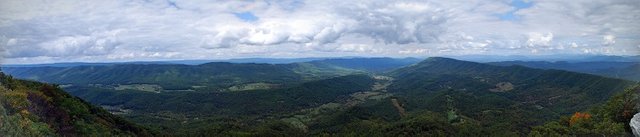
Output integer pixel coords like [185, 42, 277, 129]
[530, 84, 639, 136]
[384, 57, 635, 135]
[0, 72, 151, 136]
[1, 57, 636, 136]
[2, 63, 332, 90]
[2, 58, 418, 92]
[65, 74, 376, 135]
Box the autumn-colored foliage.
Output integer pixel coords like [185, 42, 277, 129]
[569, 112, 591, 126]
[0, 72, 151, 136]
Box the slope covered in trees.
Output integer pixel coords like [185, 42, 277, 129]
[530, 84, 639, 136]
[1, 58, 419, 91]
[1, 57, 636, 136]
[311, 83, 639, 136]
[384, 57, 635, 134]
[0, 72, 150, 136]
[2, 63, 327, 90]
[63, 74, 375, 135]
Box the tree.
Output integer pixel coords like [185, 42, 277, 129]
[569, 112, 591, 126]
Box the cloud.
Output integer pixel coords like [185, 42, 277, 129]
[399, 48, 429, 54]
[526, 32, 554, 47]
[571, 42, 579, 48]
[333, 44, 379, 53]
[603, 35, 616, 46]
[6, 39, 17, 46]
[197, 0, 451, 47]
[5, 29, 123, 58]
[0, 0, 639, 64]
[200, 31, 243, 49]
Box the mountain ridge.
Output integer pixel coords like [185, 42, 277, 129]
[489, 60, 640, 81]
[1, 57, 636, 136]
[383, 57, 635, 134]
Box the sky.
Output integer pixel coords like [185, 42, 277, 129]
[0, 0, 639, 64]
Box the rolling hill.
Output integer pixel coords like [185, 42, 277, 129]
[384, 57, 635, 134]
[63, 74, 376, 135]
[1, 62, 358, 91]
[1, 57, 418, 91]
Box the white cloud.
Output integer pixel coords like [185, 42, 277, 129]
[5, 29, 122, 58]
[399, 48, 429, 54]
[571, 42, 579, 48]
[0, 0, 639, 64]
[6, 39, 17, 46]
[526, 32, 554, 47]
[333, 44, 378, 53]
[603, 35, 616, 46]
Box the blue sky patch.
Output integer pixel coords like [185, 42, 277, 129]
[511, 0, 533, 9]
[498, 0, 533, 21]
[234, 12, 259, 22]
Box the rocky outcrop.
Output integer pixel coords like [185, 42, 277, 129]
[489, 82, 514, 92]
[391, 98, 407, 118]
[632, 112, 640, 137]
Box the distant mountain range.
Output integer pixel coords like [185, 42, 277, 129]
[0, 58, 323, 67]
[4, 54, 637, 67]
[1, 57, 421, 67]
[1, 58, 420, 90]
[1, 57, 637, 136]
[489, 61, 640, 81]
[446, 54, 640, 62]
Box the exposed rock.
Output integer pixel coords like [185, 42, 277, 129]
[371, 75, 393, 92]
[114, 84, 163, 93]
[490, 82, 514, 92]
[226, 82, 279, 92]
[391, 98, 407, 118]
[631, 112, 640, 137]
[101, 105, 132, 115]
[281, 117, 308, 132]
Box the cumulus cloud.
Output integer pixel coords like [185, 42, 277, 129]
[399, 48, 430, 54]
[0, 0, 639, 64]
[571, 42, 579, 48]
[5, 29, 123, 58]
[526, 32, 554, 47]
[197, 0, 450, 47]
[603, 35, 616, 46]
[6, 39, 17, 46]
